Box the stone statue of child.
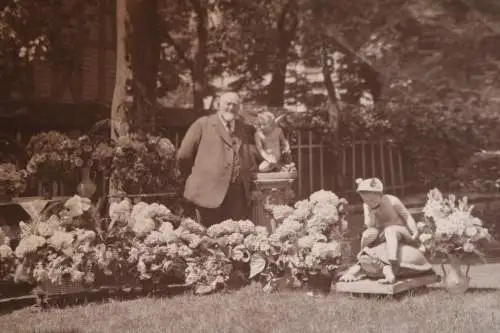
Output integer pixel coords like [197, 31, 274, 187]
[254, 111, 294, 173]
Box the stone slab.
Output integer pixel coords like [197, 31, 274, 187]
[335, 274, 441, 295]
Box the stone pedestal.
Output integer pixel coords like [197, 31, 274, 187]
[251, 172, 296, 233]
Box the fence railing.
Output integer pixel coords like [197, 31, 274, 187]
[288, 131, 411, 200]
[22, 129, 411, 201]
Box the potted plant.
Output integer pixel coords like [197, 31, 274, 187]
[0, 163, 28, 201]
[418, 188, 493, 293]
[26, 131, 79, 198]
[110, 133, 179, 197]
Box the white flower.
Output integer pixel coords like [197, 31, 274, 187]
[15, 235, 46, 258]
[227, 233, 244, 246]
[48, 231, 74, 251]
[109, 199, 132, 225]
[145, 231, 166, 246]
[464, 226, 478, 238]
[64, 195, 91, 218]
[36, 215, 61, 237]
[309, 190, 339, 206]
[0, 244, 13, 259]
[132, 217, 156, 237]
[292, 200, 312, 221]
[180, 218, 206, 235]
[238, 220, 256, 236]
[463, 242, 475, 253]
[419, 233, 433, 244]
[255, 226, 269, 237]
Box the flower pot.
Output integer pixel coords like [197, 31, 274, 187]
[307, 272, 334, 296]
[76, 166, 97, 198]
[441, 254, 470, 294]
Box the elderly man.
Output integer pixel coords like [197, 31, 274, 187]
[176, 92, 257, 227]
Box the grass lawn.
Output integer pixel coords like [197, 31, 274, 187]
[1, 265, 500, 333]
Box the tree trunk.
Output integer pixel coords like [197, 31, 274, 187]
[267, 0, 298, 108]
[191, 0, 208, 111]
[110, 0, 130, 141]
[109, 0, 131, 201]
[127, 0, 160, 133]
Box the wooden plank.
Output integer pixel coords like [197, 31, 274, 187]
[319, 143, 325, 189]
[398, 150, 405, 195]
[379, 140, 386, 184]
[370, 141, 376, 177]
[361, 141, 366, 178]
[335, 274, 441, 295]
[389, 145, 396, 189]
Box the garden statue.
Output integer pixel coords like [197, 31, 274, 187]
[339, 242, 436, 284]
[354, 177, 421, 283]
[254, 111, 296, 174]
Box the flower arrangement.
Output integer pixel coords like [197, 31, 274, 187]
[7, 190, 348, 296]
[418, 188, 492, 261]
[67, 135, 114, 173]
[25, 131, 79, 181]
[13, 196, 100, 287]
[0, 163, 27, 197]
[256, 190, 348, 291]
[110, 133, 179, 195]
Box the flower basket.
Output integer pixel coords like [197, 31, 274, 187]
[35, 276, 86, 296]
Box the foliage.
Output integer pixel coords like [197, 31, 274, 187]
[452, 151, 500, 193]
[418, 188, 493, 261]
[0, 162, 27, 195]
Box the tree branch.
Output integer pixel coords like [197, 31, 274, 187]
[163, 29, 195, 71]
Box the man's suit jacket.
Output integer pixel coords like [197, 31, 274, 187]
[176, 113, 257, 209]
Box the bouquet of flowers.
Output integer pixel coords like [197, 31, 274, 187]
[13, 197, 100, 287]
[67, 135, 114, 173]
[258, 190, 348, 291]
[14, 218, 99, 286]
[418, 188, 492, 261]
[0, 163, 28, 197]
[110, 133, 180, 195]
[25, 131, 80, 181]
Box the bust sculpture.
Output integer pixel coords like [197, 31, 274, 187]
[254, 111, 296, 174]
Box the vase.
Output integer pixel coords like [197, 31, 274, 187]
[40, 181, 54, 199]
[77, 166, 97, 198]
[441, 254, 470, 294]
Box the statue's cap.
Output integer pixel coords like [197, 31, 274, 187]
[356, 178, 383, 193]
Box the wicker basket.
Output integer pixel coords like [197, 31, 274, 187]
[37, 277, 86, 295]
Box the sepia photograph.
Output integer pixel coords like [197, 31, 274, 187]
[0, 0, 500, 332]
